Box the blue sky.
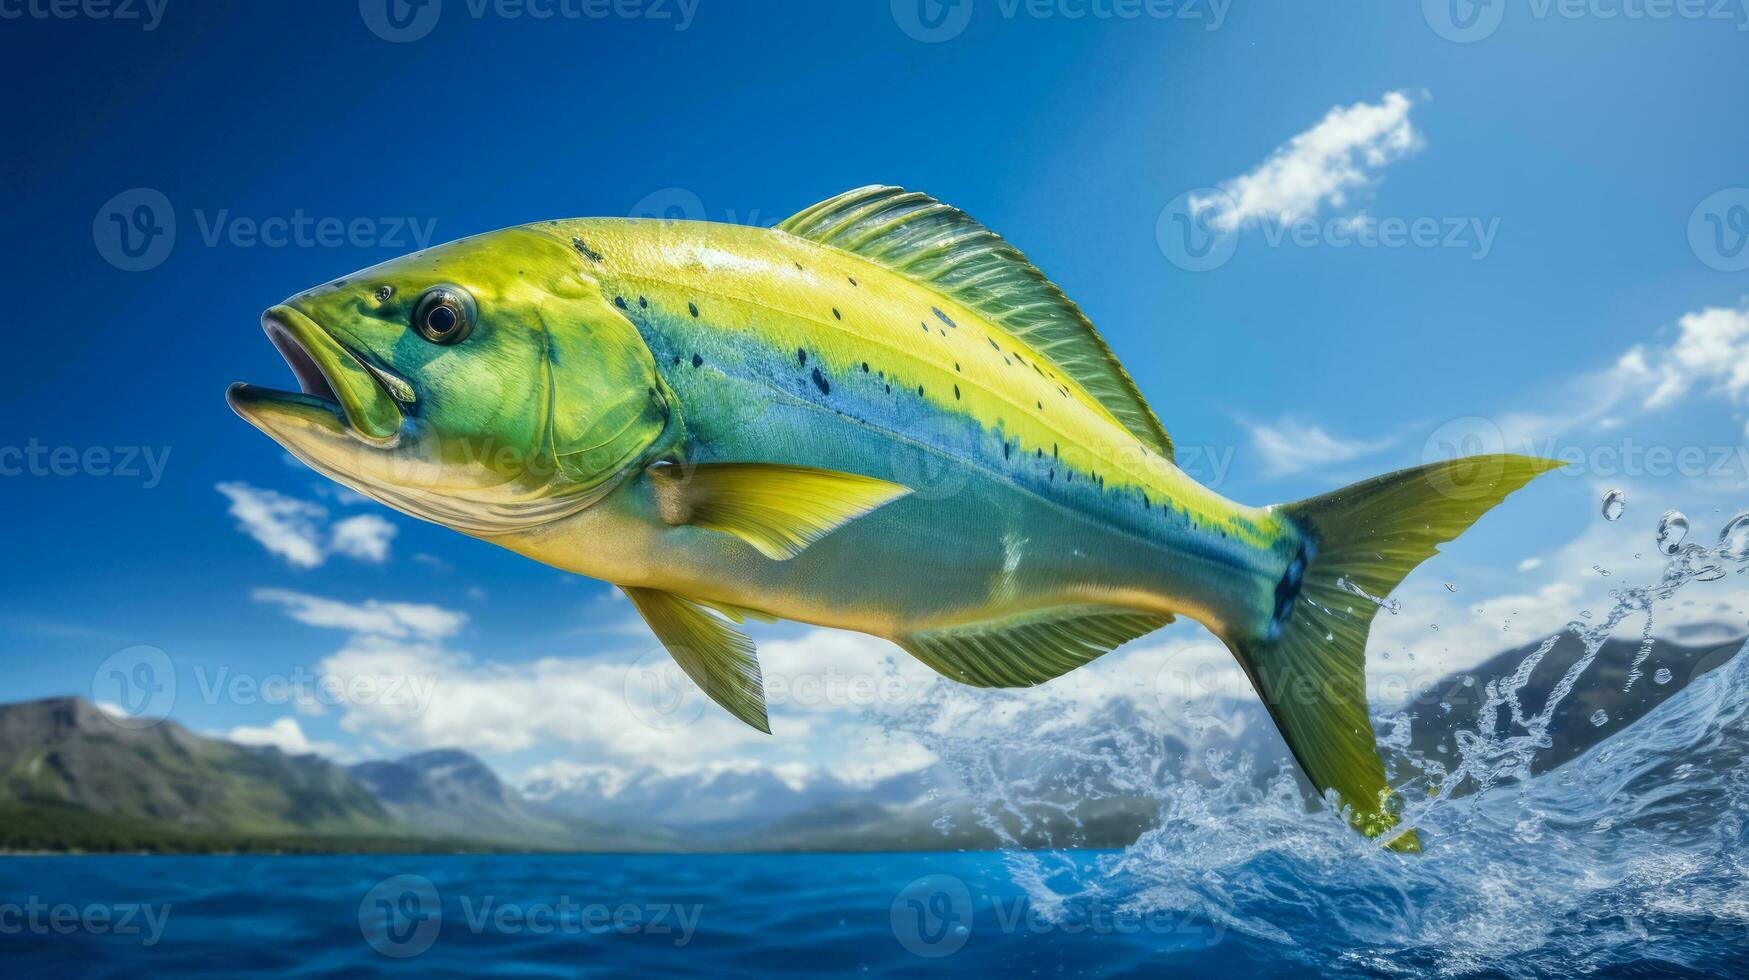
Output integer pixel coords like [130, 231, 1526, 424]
[5, 2, 1749, 787]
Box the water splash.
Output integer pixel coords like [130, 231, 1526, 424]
[898, 510, 1749, 977]
[1339, 575, 1402, 615]
[1601, 488, 1626, 521]
[1656, 510, 1690, 556]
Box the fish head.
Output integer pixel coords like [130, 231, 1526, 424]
[227, 226, 669, 535]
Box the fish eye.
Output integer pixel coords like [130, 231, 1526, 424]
[411, 285, 475, 345]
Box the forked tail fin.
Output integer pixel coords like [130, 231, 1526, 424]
[1230, 455, 1565, 851]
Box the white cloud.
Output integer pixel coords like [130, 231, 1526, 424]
[317, 634, 767, 761]
[1246, 303, 1749, 482]
[1246, 417, 1395, 478]
[217, 481, 328, 568]
[1194, 90, 1424, 232]
[253, 588, 466, 640]
[216, 482, 397, 568]
[1625, 306, 1749, 412]
[329, 514, 396, 563]
[223, 717, 347, 759]
[1518, 557, 1543, 572]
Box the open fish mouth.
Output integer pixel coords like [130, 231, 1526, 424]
[226, 305, 405, 445]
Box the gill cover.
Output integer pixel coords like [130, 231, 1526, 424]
[540, 248, 671, 490]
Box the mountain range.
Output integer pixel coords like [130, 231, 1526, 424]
[1, 629, 1738, 853]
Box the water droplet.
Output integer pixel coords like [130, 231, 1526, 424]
[1719, 510, 1749, 560]
[1444, 582, 1458, 593]
[1653, 667, 1673, 685]
[1439, 701, 1452, 714]
[1656, 510, 1689, 556]
[1589, 708, 1609, 727]
[1592, 564, 1611, 577]
[1462, 675, 1475, 687]
[1601, 489, 1626, 521]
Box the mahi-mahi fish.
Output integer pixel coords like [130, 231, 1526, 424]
[228, 186, 1560, 847]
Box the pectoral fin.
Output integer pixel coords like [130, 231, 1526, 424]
[622, 587, 769, 733]
[899, 606, 1173, 687]
[648, 461, 911, 560]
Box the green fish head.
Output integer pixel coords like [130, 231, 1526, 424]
[228, 226, 669, 534]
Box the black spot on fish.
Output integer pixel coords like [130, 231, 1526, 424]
[862, 362, 870, 372]
[848, 276, 858, 286]
[920, 322, 929, 333]
[1035, 448, 1042, 459]
[672, 355, 681, 365]
[885, 384, 892, 393]
[953, 385, 960, 399]
[917, 385, 924, 396]
[954, 362, 961, 372]
[688, 302, 699, 318]
[812, 368, 830, 394]
[988, 338, 1000, 351]
[832, 308, 841, 320]
[797, 348, 807, 366]
[794, 262, 803, 271]
[1002, 442, 1011, 460]
[1142, 494, 1150, 509]
[1003, 357, 1012, 367]
[1049, 469, 1055, 481]
[932, 307, 957, 329]
[571, 237, 603, 262]
[638, 296, 648, 308]
[1036, 400, 1042, 410]
[692, 354, 703, 368]
[613, 296, 627, 309]
[1052, 443, 1059, 458]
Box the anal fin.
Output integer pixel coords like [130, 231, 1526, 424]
[899, 606, 1173, 688]
[622, 587, 769, 733]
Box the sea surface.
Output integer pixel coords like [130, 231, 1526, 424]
[7, 521, 1749, 978]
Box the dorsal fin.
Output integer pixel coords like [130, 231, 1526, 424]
[777, 185, 1174, 460]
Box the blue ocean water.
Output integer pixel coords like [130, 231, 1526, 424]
[7, 532, 1749, 978]
[6, 622, 1748, 980]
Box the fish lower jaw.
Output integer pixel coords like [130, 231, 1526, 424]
[228, 305, 404, 445]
